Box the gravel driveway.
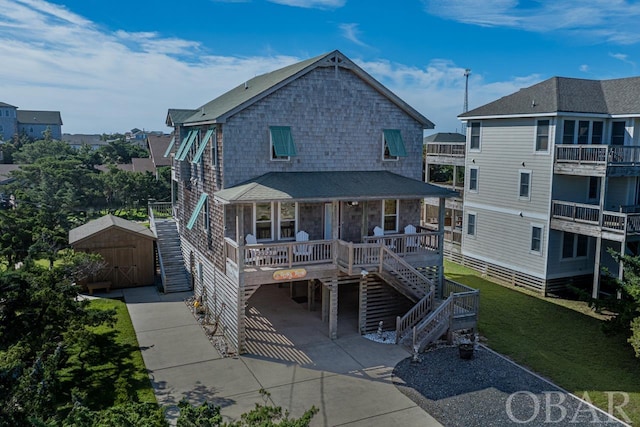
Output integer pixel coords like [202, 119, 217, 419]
[393, 345, 628, 427]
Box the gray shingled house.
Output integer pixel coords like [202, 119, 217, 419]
[154, 50, 478, 354]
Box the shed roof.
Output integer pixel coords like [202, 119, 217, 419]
[17, 110, 63, 125]
[460, 76, 640, 118]
[179, 50, 434, 129]
[69, 214, 155, 245]
[214, 171, 457, 204]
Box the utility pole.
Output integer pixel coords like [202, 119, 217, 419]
[462, 68, 471, 134]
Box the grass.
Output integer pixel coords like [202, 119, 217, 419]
[61, 298, 156, 410]
[445, 260, 640, 425]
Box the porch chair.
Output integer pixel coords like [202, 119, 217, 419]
[404, 224, 419, 252]
[293, 230, 311, 259]
[245, 234, 259, 265]
[373, 226, 395, 250]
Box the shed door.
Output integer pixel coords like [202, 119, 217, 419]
[115, 247, 137, 287]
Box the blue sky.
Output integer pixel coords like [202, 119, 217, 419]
[1, 0, 639, 134]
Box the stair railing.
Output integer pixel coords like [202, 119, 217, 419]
[395, 285, 435, 343]
[148, 205, 167, 292]
[412, 293, 454, 350]
[380, 246, 433, 298]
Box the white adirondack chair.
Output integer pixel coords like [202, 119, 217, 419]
[373, 226, 395, 250]
[245, 234, 258, 264]
[293, 230, 311, 258]
[404, 224, 419, 252]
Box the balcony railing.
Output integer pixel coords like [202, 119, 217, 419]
[555, 145, 640, 166]
[551, 200, 640, 235]
[426, 143, 466, 157]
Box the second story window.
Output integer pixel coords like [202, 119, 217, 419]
[270, 126, 296, 161]
[468, 167, 478, 192]
[612, 121, 626, 146]
[519, 170, 531, 199]
[469, 122, 480, 150]
[382, 129, 407, 161]
[535, 120, 549, 152]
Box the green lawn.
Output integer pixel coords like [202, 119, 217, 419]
[61, 298, 156, 409]
[445, 260, 640, 425]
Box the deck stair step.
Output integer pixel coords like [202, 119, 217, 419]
[153, 220, 190, 293]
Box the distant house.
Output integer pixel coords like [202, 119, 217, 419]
[0, 164, 21, 185]
[62, 134, 109, 150]
[69, 214, 156, 289]
[17, 110, 63, 140]
[0, 103, 18, 141]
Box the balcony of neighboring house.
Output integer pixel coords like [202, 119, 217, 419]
[550, 200, 640, 241]
[425, 141, 466, 167]
[554, 145, 640, 177]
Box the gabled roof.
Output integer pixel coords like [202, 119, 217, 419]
[460, 76, 640, 119]
[214, 171, 457, 204]
[423, 132, 466, 143]
[180, 50, 434, 128]
[131, 157, 155, 173]
[147, 134, 172, 167]
[0, 102, 17, 108]
[69, 214, 155, 245]
[166, 109, 198, 127]
[17, 110, 63, 125]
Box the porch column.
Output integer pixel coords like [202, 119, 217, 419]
[332, 201, 339, 265]
[592, 236, 602, 299]
[322, 285, 329, 322]
[237, 205, 245, 271]
[329, 280, 338, 340]
[437, 197, 446, 295]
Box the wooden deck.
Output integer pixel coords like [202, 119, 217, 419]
[550, 200, 640, 240]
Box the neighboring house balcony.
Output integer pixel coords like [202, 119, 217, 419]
[424, 191, 463, 211]
[554, 145, 640, 177]
[550, 200, 640, 241]
[425, 142, 466, 166]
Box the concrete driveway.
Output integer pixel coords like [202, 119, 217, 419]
[123, 285, 442, 426]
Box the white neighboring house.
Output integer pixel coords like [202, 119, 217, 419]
[440, 76, 640, 298]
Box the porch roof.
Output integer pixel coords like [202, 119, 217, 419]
[213, 171, 458, 204]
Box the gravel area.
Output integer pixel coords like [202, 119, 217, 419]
[393, 345, 627, 427]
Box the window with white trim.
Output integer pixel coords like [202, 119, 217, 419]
[563, 119, 603, 145]
[278, 202, 297, 240]
[255, 202, 273, 241]
[469, 122, 480, 150]
[535, 119, 550, 151]
[467, 213, 476, 236]
[468, 167, 478, 192]
[530, 225, 542, 254]
[519, 170, 531, 199]
[383, 199, 399, 233]
[561, 232, 588, 259]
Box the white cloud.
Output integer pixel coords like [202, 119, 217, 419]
[424, 0, 640, 44]
[268, 0, 345, 9]
[579, 64, 589, 72]
[0, 0, 539, 135]
[339, 23, 368, 47]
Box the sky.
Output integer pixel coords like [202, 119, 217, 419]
[1, 0, 640, 135]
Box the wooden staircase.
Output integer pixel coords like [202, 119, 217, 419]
[153, 220, 191, 293]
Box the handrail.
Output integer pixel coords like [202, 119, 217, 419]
[396, 286, 435, 344]
[148, 206, 167, 291]
[381, 246, 434, 299]
[425, 142, 466, 157]
[412, 293, 454, 350]
[148, 201, 173, 219]
[555, 144, 640, 166]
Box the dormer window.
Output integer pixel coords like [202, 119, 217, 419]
[270, 126, 296, 161]
[382, 129, 407, 161]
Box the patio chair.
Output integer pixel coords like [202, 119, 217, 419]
[293, 230, 311, 259]
[404, 224, 419, 252]
[373, 226, 395, 250]
[245, 233, 259, 265]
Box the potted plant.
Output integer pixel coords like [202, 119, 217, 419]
[457, 332, 477, 359]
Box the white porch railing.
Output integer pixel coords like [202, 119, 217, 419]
[362, 231, 440, 256]
[551, 200, 640, 235]
[426, 142, 466, 157]
[555, 145, 640, 166]
[243, 239, 334, 269]
[395, 286, 435, 344]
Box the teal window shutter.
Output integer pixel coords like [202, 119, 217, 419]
[174, 133, 190, 159]
[176, 130, 198, 161]
[187, 193, 208, 230]
[270, 126, 297, 157]
[383, 129, 407, 157]
[163, 136, 176, 158]
[192, 128, 215, 164]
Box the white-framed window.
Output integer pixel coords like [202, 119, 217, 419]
[469, 122, 481, 151]
[530, 225, 543, 254]
[254, 202, 273, 241]
[466, 212, 477, 236]
[611, 121, 626, 146]
[561, 232, 588, 259]
[518, 169, 531, 200]
[278, 202, 297, 240]
[535, 119, 550, 152]
[382, 199, 399, 233]
[563, 119, 603, 145]
[468, 167, 478, 192]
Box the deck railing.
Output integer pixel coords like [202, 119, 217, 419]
[555, 145, 640, 166]
[362, 231, 440, 256]
[148, 201, 173, 219]
[224, 237, 239, 266]
[396, 286, 435, 344]
[551, 200, 640, 235]
[426, 143, 466, 157]
[442, 278, 477, 300]
[380, 246, 433, 298]
[243, 239, 334, 269]
[336, 241, 380, 274]
[412, 293, 454, 350]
